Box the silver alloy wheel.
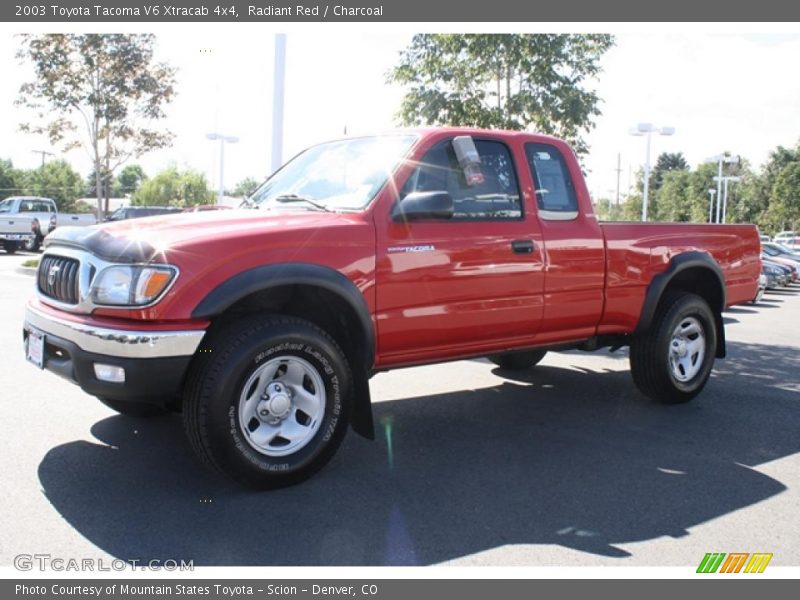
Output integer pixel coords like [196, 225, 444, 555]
[237, 356, 326, 457]
[668, 316, 706, 383]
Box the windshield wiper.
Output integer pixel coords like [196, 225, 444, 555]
[273, 194, 332, 212]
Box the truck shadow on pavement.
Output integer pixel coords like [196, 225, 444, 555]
[37, 340, 799, 566]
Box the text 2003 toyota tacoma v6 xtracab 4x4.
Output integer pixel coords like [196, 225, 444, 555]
[23, 129, 761, 488]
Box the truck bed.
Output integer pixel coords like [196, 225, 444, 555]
[598, 222, 761, 333]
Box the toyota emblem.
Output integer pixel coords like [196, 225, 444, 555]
[47, 264, 60, 286]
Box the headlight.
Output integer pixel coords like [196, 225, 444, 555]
[91, 265, 177, 306]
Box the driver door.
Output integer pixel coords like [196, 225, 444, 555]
[374, 136, 545, 367]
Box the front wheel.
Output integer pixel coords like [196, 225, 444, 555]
[630, 292, 717, 404]
[3, 241, 18, 254]
[183, 315, 352, 489]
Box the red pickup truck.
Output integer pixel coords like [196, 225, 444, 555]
[23, 129, 760, 488]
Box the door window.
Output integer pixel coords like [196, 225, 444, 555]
[401, 139, 522, 220]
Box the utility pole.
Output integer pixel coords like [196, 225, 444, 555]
[615, 153, 622, 207]
[32, 150, 54, 168]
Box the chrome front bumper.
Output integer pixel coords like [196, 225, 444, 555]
[24, 303, 205, 359]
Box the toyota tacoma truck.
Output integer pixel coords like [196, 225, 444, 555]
[22, 129, 761, 488]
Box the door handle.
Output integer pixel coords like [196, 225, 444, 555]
[511, 239, 535, 254]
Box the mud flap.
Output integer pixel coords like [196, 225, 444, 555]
[715, 312, 726, 358]
[350, 368, 375, 440]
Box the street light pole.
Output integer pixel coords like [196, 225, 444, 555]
[714, 175, 740, 224]
[716, 159, 723, 224]
[206, 132, 239, 205]
[271, 34, 287, 174]
[710, 154, 739, 223]
[643, 132, 652, 221]
[708, 189, 716, 223]
[629, 123, 675, 222]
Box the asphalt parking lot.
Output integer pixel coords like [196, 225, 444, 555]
[1, 250, 798, 568]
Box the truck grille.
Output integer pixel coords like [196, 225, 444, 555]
[38, 255, 81, 305]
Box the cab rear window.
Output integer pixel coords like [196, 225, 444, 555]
[525, 143, 578, 219]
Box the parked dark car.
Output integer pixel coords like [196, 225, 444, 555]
[762, 242, 800, 264]
[106, 206, 182, 222]
[762, 253, 798, 283]
[762, 259, 791, 288]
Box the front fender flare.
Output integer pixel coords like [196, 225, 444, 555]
[191, 263, 376, 439]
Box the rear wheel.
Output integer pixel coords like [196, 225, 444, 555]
[183, 315, 352, 489]
[24, 235, 41, 252]
[630, 292, 717, 404]
[3, 241, 18, 254]
[489, 349, 547, 370]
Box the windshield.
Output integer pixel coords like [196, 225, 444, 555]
[0, 199, 12, 214]
[251, 135, 416, 211]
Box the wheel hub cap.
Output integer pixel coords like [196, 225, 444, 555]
[261, 382, 292, 420]
[238, 356, 326, 457]
[668, 316, 706, 383]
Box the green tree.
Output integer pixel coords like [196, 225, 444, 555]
[231, 176, 260, 198]
[655, 170, 692, 221]
[21, 160, 84, 211]
[593, 197, 625, 221]
[132, 166, 214, 207]
[621, 192, 643, 221]
[746, 142, 800, 233]
[16, 34, 176, 219]
[769, 162, 800, 231]
[86, 167, 113, 201]
[686, 163, 720, 224]
[0, 159, 22, 201]
[115, 164, 147, 197]
[388, 34, 614, 156]
[651, 152, 689, 191]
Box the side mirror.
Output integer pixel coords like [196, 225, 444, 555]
[391, 191, 454, 222]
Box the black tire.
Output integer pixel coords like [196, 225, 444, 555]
[97, 396, 169, 417]
[183, 315, 352, 489]
[3, 241, 19, 254]
[24, 235, 41, 253]
[489, 349, 547, 370]
[630, 292, 717, 404]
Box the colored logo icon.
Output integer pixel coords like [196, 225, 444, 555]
[697, 553, 773, 573]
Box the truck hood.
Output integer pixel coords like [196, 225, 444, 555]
[45, 209, 363, 263]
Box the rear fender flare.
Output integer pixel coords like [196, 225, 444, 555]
[635, 252, 727, 358]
